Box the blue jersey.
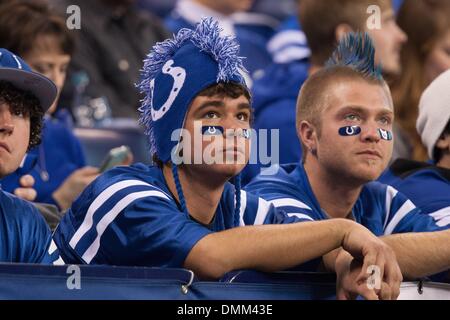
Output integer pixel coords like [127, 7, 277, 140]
[245, 163, 447, 236]
[266, 15, 310, 64]
[379, 159, 450, 228]
[54, 164, 297, 267]
[0, 189, 58, 263]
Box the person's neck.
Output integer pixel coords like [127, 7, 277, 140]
[163, 165, 226, 225]
[437, 153, 450, 170]
[304, 159, 362, 219]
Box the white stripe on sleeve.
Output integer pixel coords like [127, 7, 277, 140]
[253, 198, 273, 225]
[429, 207, 450, 227]
[81, 190, 169, 263]
[70, 180, 168, 249]
[383, 186, 399, 231]
[384, 199, 416, 235]
[287, 213, 314, 221]
[269, 198, 312, 211]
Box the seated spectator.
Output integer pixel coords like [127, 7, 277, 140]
[165, 0, 272, 78]
[390, 0, 450, 161]
[245, 33, 450, 283]
[242, 0, 406, 184]
[0, 2, 101, 212]
[55, 0, 170, 119]
[380, 69, 450, 227]
[0, 48, 59, 263]
[54, 19, 401, 300]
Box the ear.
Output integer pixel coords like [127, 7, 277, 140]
[436, 134, 450, 151]
[335, 23, 354, 43]
[298, 120, 318, 153]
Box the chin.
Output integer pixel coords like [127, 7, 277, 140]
[352, 163, 384, 182]
[211, 163, 245, 179]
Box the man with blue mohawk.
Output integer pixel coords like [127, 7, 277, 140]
[246, 32, 450, 294]
[54, 19, 400, 299]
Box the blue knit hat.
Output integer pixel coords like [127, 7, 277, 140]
[138, 18, 248, 224]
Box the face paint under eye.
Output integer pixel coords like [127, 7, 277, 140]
[339, 126, 361, 136]
[378, 128, 393, 141]
[202, 126, 224, 136]
[239, 128, 251, 139]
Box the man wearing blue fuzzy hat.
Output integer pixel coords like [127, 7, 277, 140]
[0, 48, 60, 263]
[54, 18, 401, 299]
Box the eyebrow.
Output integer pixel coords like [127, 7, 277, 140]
[194, 100, 251, 113]
[338, 105, 394, 117]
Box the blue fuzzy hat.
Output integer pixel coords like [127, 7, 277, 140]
[138, 18, 248, 224]
[139, 17, 248, 163]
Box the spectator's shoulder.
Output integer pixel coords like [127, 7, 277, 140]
[0, 190, 48, 231]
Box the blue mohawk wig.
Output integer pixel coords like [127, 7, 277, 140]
[137, 18, 248, 223]
[325, 32, 383, 80]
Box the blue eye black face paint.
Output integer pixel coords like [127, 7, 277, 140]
[339, 126, 393, 141]
[242, 129, 251, 139]
[339, 126, 361, 136]
[201, 126, 251, 139]
[202, 126, 223, 135]
[378, 128, 393, 141]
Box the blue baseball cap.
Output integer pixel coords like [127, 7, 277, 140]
[0, 48, 57, 112]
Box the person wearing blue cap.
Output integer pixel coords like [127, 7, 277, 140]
[0, 48, 60, 263]
[0, 2, 101, 215]
[53, 18, 401, 299]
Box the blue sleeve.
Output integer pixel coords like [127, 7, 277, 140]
[10, 198, 56, 264]
[239, 191, 315, 226]
[54, 179, 212, 268]
[382, 186, 448, 234]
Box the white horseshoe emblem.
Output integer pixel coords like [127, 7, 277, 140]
[346, 126, 355, 135]
[208, 126, 217, 135]
[150, 60, 186, 121]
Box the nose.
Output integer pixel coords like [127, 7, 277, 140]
[394, 23, 407, 44]
[360, 122, 381, 143]
[0, 108, 14, 135]
[50, 69, 65, 93]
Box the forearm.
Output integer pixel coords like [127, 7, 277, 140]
[185, 219, 352, 279]
[382, 229, 450, 279]
[322, 248, 348, 272]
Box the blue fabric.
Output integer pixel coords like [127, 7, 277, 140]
[0, 189, 56, 263]
[245, 163, 447, 238]
[0, 48, 32, 72]
[241, 61, 309, 185]
[165, 14, 271, 76]
[379, 159, 450, 225]
[139, 18, 246, 163]
[53, 164, 291, 267]
[1, 115, 86, 207]
[267, 15, 310, 63]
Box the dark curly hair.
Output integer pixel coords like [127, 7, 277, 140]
[0, 81, 44, 150]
